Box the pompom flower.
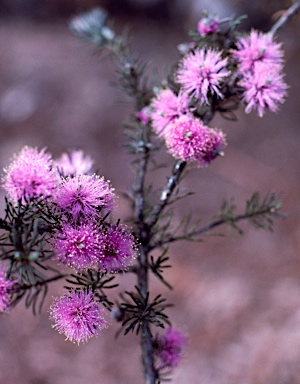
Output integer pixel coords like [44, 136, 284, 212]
[175, 48, 230, 105]
[53, 174, 115, 222]
[50, 290, 108, 344]
[240, 62, 288, 117]
[52, 222, 101, 271]
[0, 266, 15, 312]
[232, 30, 284, 72]
[2, 146, 58, 203]
[165, 115, 226, 167]
[151, 88, 190, 137]
[97, 224, 138, 274]
[55, 150, 94, 176]
[153, 328, 187, 370]
[197, 15, 219, 36]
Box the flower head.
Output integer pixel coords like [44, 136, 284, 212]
[2, 146, 58, 203]
[53, 174, 115, 222]
[50, 290, 108, 344]
[176, 48, 230, 104]
[240, 61, 288, 117]
[165, 115, 226, 167]
[233, 30, 284, 72]
[153, 328, 187, 370]
[52, 222, 101, 271]
[151, 88, 190, 137]
[55, 150, 94, 176]
[197, 15, 219, 36]
[0, 266, 15, 312]
[136, 106, 152, 125]
[97, 224, 138, 274]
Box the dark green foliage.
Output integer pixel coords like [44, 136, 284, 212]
[119, 286, 172, 335]
[214, 191, 283, 235]
[0, 197, 64, 314]
[149, 249, 172, 290]
[65, 271, 118, 310]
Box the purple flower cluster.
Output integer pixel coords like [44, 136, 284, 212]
[52, 222, 101, 271]
[2, 146, 58, 204]
[197, 15, 219, 36]
[50, 290, 108, 344]
[97, 224, 138, 274]
[146, 20, 231, 167]
[232, 30, 288, 117]
[153, 328, 187, 370]
[2, 146, 137, 275]
[149, 87, 227, 167]
[50, 222, 137, 342]
[176, 48, 229, 105]
[52, 222, 137, 273]
[146, 24, 288, 167]
[54, 174, 115, 222]
[240, 61, 288, 117]
[50, 155, 137, 273]
[47, 147, 137, 342]
[165, 115, 226, 167]
[233, 30, 284, 72]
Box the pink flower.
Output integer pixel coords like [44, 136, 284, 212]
[50, 290, 108, 344]
[151, 88, 190, 137]
[197, 15, 219, 36]
[0, 266, 15, 312]
[55, 149, 94, 176]
[153, 328, 187, 370]
[232, 30, 284, 72]
[52, 222, 101, 271]
[53, 174, 115, 222]
[2, 146, 58, 203]
[136, 106, 152, 125]
[176, 48, 230, 105]
[240, 61, 288, 117]
[165, 115, 226, 167]
[97, 224, 138, 274]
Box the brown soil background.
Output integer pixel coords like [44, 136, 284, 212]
[0, 1, 299, 383]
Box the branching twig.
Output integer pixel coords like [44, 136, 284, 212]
[13, 273, 70, 292]
[269, 0, 300, 35]
[133, 146, 150, 226]
[149, 205, 282, 250]
[146, 160, 187, 230]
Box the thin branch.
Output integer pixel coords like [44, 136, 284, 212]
[146, 160, 187, 229]
[133, 147, 150, 226]
[142, 323, 158, 384]
[269, 0, 300, 35]
[149, 206, 281, 250]
[13, 273, 70, 292]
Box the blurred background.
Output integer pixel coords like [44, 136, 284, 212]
[0, 1, 299, 383]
